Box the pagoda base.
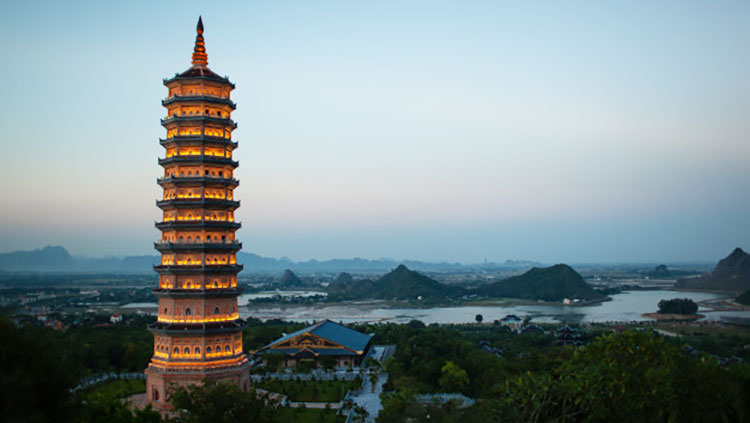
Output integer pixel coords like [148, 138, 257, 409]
[144, 359, 251, 410]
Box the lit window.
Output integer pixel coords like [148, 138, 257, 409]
[195, 347, 200, 354]
[207, 347, 212, 354]
[185, 308, 191, 316]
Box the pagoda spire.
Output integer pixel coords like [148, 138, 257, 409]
[191, 16, 208, 67]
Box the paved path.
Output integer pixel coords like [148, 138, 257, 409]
[252, 369, 360, 382]
[349, 372, 388, 423]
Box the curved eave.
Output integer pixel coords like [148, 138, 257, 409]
[148, 319, 247, 335]
[160, 136, 238, 149]
[152, 287, 243, 298]
[154, 264, 243, 274]
[163, 74, 235, 89]
[162, 95, 236, 109]
[155, 221, 242, 230]
[156, 199, 240, 210]
[154, 242, 242, 253]
[157, 177, 239, 188]
[161, 115, 237, 129]
[158, 156, 239, 167]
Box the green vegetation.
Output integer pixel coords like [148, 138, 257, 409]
[79, 379, 146, 403]
[657, 298, 699, 315]
[169, 380, 279, 423]
[256, 378, 361, 402]
[476, 264, 605, 302]
[494, 331, 749, 423]
[371, 323, 750, 423]
[276, 407, 344, 423]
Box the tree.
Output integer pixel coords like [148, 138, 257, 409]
[0, 317, 78, 423]
[169, 379, 279, 423]
[438, 361, 469, 393]
[475, 314, 483, 323]
[657, 298, 698, 314]
[495, 330, 750, 423]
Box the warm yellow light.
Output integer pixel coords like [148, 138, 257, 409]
[150, 356, 247, 368]
[157, 312, 239, 324]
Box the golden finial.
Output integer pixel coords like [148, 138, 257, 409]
[191, 16, 208, 67]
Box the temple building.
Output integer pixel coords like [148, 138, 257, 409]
[257, 320, 373, 368]
[145, 17, 250, 409]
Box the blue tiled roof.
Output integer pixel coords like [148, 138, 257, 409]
[260, 320, 372, 352]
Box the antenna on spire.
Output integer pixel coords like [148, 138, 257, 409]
[192, 16, 208, 67]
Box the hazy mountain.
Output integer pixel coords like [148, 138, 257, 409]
[327, 264, 463, 301]
[476, 264, 605, 302]
[0, 246, 73, 271]
[332, 272, 353, 285]
[278, 269, 303, 287]
[0, 245, 540, 275]
[676, 248, 750, 293]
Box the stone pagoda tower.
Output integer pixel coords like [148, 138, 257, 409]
[145, 17, 250, 409]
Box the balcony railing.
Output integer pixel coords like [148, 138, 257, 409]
[156, 240, 241, 246]
[157, 176, 239, 185]
[160, 136, 238, 148]
[155, 221, 242, 230]
[158, 156, 239, 167]
[162, 95, 236, 108]
[160, 115, 237, 129]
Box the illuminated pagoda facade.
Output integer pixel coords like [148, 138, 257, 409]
[145, 17, 250, 409]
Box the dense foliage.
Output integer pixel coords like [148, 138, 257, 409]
[373, 324, 750, 423]
[657, 298, 699, 315]
[494, 331, 750, 422]
[169, 380, 279, 423]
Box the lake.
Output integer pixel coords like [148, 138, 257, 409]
[243, 290, 750, 325]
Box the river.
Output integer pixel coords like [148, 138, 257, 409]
[242, 290, 750, 325]
[122, 290, 750, 325]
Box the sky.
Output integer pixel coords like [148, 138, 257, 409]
[0, 0, 748, 263]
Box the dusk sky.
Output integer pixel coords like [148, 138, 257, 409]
[0, 1, 748, 263]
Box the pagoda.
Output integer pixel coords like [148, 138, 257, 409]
[145, 17, 250, 409]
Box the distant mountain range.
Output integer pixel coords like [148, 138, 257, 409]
[328, 263, 602, 302]
[675, 248, 750, 293]
[0, 245, 540, 274]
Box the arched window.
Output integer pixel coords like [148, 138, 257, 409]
[195, 347, 201, 354]
[215, 345, 221, 353]
[185, 308, 191, 316]
[173, 347, 178, 355]
[225, 345, 230, 352]
[206, 346, 212, 354]
[184, 347, 190, 354]
[214, 307, 220, 315]
[163, 308, 168, 314]
[153, 388, 159, 401]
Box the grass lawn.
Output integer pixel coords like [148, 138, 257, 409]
[257, 378, 361, 402]
[277, 407, 345, 423]
[79, 379, 146, 402]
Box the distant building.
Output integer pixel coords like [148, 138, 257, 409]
[258, 320, 373, 368]
[500, 314, 523, 332]
[110, 313, 123, 323]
